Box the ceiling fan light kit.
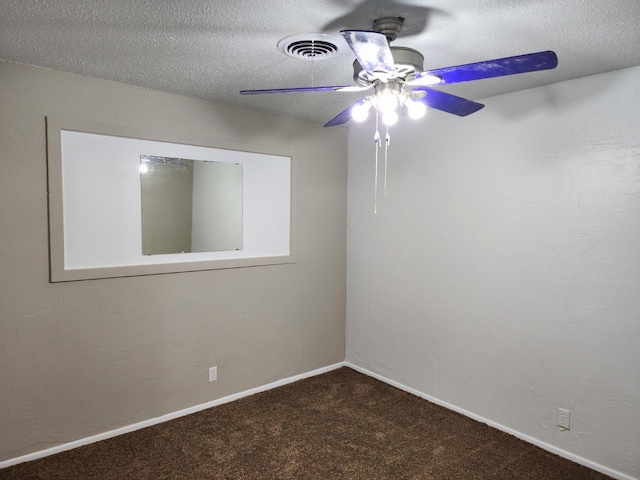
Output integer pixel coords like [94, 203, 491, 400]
[241, 16, 558, 212]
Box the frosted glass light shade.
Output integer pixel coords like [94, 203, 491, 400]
[382, 111, 398, 126]
[406, 99, 426, 119]
[378, 92, 398, 113]
[351, 103, 370, 122]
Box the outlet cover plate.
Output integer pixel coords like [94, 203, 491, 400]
[558, 408, 570, 429]
[208, 366, 218, 382]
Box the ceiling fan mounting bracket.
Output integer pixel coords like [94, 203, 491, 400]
[372, 17, 405, 43]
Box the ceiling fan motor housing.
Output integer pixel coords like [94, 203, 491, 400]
[353, 46, 425, 85]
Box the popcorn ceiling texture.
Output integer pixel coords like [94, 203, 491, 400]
[0, 0, 639, 125]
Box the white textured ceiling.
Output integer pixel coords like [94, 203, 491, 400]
[1, 0, 639, 125]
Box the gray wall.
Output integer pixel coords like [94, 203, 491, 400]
[346, 66, 640, 479]
[0, 61, 347, 461]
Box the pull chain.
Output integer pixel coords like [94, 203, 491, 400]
[384, 125, 390, 195]
[373, 109, 381, 214]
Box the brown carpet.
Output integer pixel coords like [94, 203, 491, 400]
[1, 367, 611, 479]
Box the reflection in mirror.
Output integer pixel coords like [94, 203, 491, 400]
[140, 155, 243, 255]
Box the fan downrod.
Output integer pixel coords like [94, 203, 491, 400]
[373, 17, 405, 43]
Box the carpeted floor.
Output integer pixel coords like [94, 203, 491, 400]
[1, 367, 612, 479]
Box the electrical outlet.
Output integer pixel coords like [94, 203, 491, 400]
[208, 366, 218, 382]
[558, 408, 570, 430]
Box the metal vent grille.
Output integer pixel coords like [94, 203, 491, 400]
[278, 33, 343, 61]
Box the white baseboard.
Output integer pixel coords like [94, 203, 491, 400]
[0, 362, 346, 469]
[4, 361, 635, 480]
[345, 362, 637, 480]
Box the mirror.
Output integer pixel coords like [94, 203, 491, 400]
[140, 155, 243, 255]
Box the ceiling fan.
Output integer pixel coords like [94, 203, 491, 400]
[240, 17, 558, 128]
[242, 17, 557, 213]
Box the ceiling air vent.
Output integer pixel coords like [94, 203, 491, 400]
[277, 33, 343, 61]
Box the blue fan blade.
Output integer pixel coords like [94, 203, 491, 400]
[415, 51, 558, 85]
[414, 88, 484, 117]
[341, 30, 396, 78]
[324, 98, 367, 127]
[240, 85, 354, 95]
